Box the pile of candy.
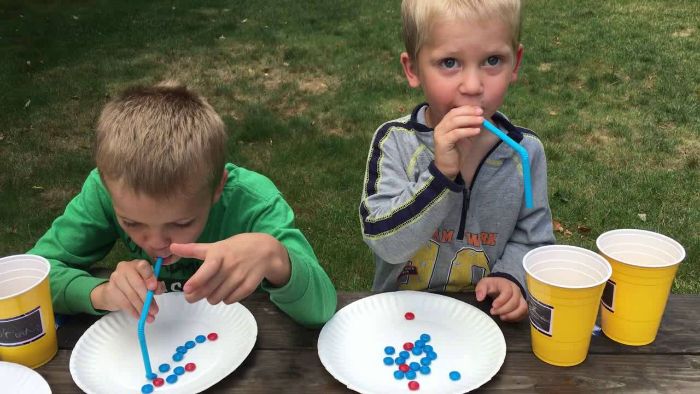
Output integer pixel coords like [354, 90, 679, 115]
[140, 332, 218, 393]
[381, 312, 461, 391]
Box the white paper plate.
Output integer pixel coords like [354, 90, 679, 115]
[0, 361, 51, 393]
[318, 291, 506, 394]
[70, 292, 257, 393]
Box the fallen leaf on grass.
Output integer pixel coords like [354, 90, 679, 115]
[553, 219, 564, 232]
[553, 219, 574, 237]
[577, 225, 591, 234]
[638, 213, 647, 222]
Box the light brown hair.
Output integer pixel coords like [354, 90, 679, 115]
[95, 81, 226, 197]
[402, 0, 522, 60]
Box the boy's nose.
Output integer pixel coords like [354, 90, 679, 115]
[144, 229, 171, 251]
[458, 69, 483, 96]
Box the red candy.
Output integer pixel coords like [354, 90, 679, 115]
[403, 342, 414, 350]
[152, 378, 164, 387]
[207, 332, 218, 341]
[408, 381, 420, 390]
[185, 363, 196, 372]
[399, 363, 410, 372]
[404, 312, 415, 320]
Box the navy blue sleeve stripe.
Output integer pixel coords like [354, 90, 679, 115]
[360, 175, 447, 236]
[361, 123, 462, 237]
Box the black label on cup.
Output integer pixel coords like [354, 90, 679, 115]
[528, 295, 554, 337]
[0, 306, 46, 347]
[601, 279, 616, 312]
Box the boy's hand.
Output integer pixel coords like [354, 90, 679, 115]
[90, 259, 166, 323]
[170, 233, 291, 305]
[433, 106, 484, 180]
[475, 276, 528, 322]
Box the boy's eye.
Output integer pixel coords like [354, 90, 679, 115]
[173, 221, 194, 228]
[440, 58, 458, 69]
[122, 221, 140, 228]
[484, 56, 501, 67]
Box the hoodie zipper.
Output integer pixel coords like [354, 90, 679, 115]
[456, 141, 505, 241]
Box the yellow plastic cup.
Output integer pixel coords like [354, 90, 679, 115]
[596, 229, 685, 346]
[523, 245, 612, 366]
[0, 254, 58, 368]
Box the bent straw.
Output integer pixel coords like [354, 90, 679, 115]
[482, 119, 533, 209]
[138, 256, 164, 379]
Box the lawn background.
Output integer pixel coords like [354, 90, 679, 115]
[1, 0, 698, 292]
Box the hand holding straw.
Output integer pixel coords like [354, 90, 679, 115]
[137, 256, 163, 379]
[482, 119, 533, 209]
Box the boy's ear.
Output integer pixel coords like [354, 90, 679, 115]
[400, 52, 421, 88]
[212, 169, 228, 203]
[511, 44, 524, 82]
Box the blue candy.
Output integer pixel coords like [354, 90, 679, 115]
[195, 335, 206, 343]
[410, 362, 420, 371]
[395, 356, 405, 365]
[420, 365, 431, 375]
[406, 370, 417, 380]
[174, 366, 185, 376]
[415, 340, 425, 348]
[158, 363, 170, 373]
[420, 357, 432, 366]
[384, 346, 395, 355]
[423, 345, 433, 353]
[427, 351, 437, 360]
[393, 370, 405, 380]
[146, 372, 157, 380]
[166, 374, 178, 384]
[399, 351, 410, 359]
[185, 340, 196, 349]
[176, 346, 187, 354]
[411, 347, 422, 356]
[172, 353, 184, 362]
[383, 357, 394, 366]
[449, 371, 461, 381]
[420, 333, 431, 342]
[141, 384, 154, 393]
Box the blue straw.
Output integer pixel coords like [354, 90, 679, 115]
[482, 119, 533, 209]
[137, 257, 163, 379]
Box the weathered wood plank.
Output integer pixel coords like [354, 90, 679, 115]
[39, 349, 700, 393]
[56, 293, 700, 354]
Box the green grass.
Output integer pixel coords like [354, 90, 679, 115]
[1, 0, 698, 292]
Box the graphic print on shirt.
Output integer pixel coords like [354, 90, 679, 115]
[445, 247, 491, 292]
[398, 240, 439, 290]
[398, 232, 492, 291]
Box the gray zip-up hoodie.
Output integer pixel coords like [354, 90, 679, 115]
[360, 104, 555, 297]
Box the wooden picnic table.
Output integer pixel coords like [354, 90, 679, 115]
[37, 292, 700, 393]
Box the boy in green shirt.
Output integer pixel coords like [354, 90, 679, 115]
[28, 82, 337, 327]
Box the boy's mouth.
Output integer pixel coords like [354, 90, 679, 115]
[156, 254, 176, 265]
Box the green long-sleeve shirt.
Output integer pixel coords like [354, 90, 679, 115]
[28, 163, 337, 327]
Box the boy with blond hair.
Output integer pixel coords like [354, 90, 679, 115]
[360, 0, 554, 321]
[29, 82, 336, 326]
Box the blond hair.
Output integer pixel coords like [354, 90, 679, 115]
[402, 0, 522, 60]
[95, 82, 226, 197]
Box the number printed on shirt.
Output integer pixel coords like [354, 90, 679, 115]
[399, 242, 490, 291]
